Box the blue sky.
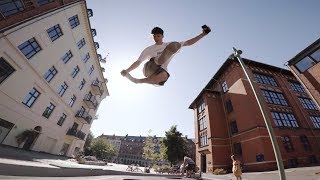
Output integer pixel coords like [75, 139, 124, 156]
[87, 0, 320, 138]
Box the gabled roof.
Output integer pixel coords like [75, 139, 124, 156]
[288, 38, 320, 65]
[189, 56, 292, 109]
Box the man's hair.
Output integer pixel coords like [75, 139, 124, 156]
[151, 27, 164, 35]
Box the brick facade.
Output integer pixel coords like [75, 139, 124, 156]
[190, 58, 320, 172]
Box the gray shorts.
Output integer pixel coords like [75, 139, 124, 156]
[143, 58, 170, 86]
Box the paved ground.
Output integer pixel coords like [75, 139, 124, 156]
[0, 145, 320, 179]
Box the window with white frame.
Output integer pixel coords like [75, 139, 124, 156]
[61, 50, 73, 63]
[77, 38, 86, 49]
[271, 112, 299, 128]
[22, 88, 40, 107]
[69, 95, 76, 107]
[79, 79, 86, 90]
[197, 100, 205, 114]
[310, 116, 320, 128]
[42, 102, 55, 118]
[57, 82, 68, 97]
[198, 116, 207, 131]
[43, 66, 57, 83]
[47, 24, 63, 42]
[261, 90, 288, 106]
[288, 81, 305, 93]
[222, 81, 228, 92]
[18, 38, 41, 59]
[69, 15, 80, 29]
[298, 97, 318, 110]
[200, 132, 208, 147]
[254, 73, 278, 86]
[82, 53, 90, 63]
[0, 0, 24, 17]
[57, 113, 67, 126]
[71, 66, 80, 78]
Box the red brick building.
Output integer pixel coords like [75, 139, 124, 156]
[0, 0, 83, 32]
[287, 38, 320, 109]
[189, 57, 320, 172]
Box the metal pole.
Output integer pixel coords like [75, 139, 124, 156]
[232, 47, 286, 180]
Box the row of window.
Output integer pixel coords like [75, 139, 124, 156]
[233, 135, 312, 157]
[230, 113, 319, 134]
[21, 86, 96, 126]
[223, 73, 306, 93]
[0, 0, 55, 17]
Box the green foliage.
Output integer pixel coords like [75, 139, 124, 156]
[83, 131, 94, 156]
[143, 136, 167, 164]
[90, 138, 117, 159]
[163, 125, 187, 165]
[213, 168, 227, 175]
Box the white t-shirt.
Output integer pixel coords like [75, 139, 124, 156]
[137, 41, 185, 71]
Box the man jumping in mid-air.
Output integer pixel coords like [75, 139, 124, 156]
[121, 25, 211, 86]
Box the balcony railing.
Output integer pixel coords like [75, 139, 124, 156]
[84, 94, 98, 109]
[87, 9, 93, 17]
[91, 80, 104, 96]
[97, 54, 102, 61]
[94, 42, 99, 49]
[75, 110, 92, 124]
[66, 128, 86, 140]
[91, 29, 96, 37]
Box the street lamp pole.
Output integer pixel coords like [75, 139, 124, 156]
[232, 47, 286, 180]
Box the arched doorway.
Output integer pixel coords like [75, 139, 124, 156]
[22, 126, 41, 150]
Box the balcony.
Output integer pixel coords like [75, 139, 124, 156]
[66, 128, 86, 140]
[91, 29, 96, 37]
[84, 94, 98, 109]
[94, 42, 99, 49]
[97, 54, 102, 61]
[75, 110, 92, 124]
[101, 67, 105, 72]
[87, 9, 93, 17]
[104, 78, 108, 84]
[91, 80, 104, 95]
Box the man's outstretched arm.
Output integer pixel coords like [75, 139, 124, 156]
[183, 26, 211, 46]
[121, 60, 142, 76]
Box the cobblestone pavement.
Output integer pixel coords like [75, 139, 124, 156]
[0, 145, 320, 179]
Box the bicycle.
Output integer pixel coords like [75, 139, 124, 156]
[126, 164, 143, 173]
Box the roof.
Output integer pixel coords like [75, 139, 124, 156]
[189, 56, 293, 109]
[288, 38, 320, 65]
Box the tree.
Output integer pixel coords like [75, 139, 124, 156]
[163, 125, 187, 165]
[90, 138, 117, 160]
[83, 131, 94, 156]
[143, 136, 167, 166]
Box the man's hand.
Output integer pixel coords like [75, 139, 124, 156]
[202, 25, 211, 35]
[120, 69, 128, 76]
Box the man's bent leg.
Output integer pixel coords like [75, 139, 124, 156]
[139, 71, 169, 85]
[125, 73, 140, 83]
[125, 71, 168, 85]
[143, 58, 160, 77]
[155, 42, 181, 65]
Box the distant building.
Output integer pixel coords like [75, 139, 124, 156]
[189, 57, 320, 172]
[98, 134, 122, 162]
[0, 0, 109, 157]
[287, 38, 320, 109]
[100, 134, 196, 166]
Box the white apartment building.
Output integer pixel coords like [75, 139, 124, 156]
[0, 0, 109, 157]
